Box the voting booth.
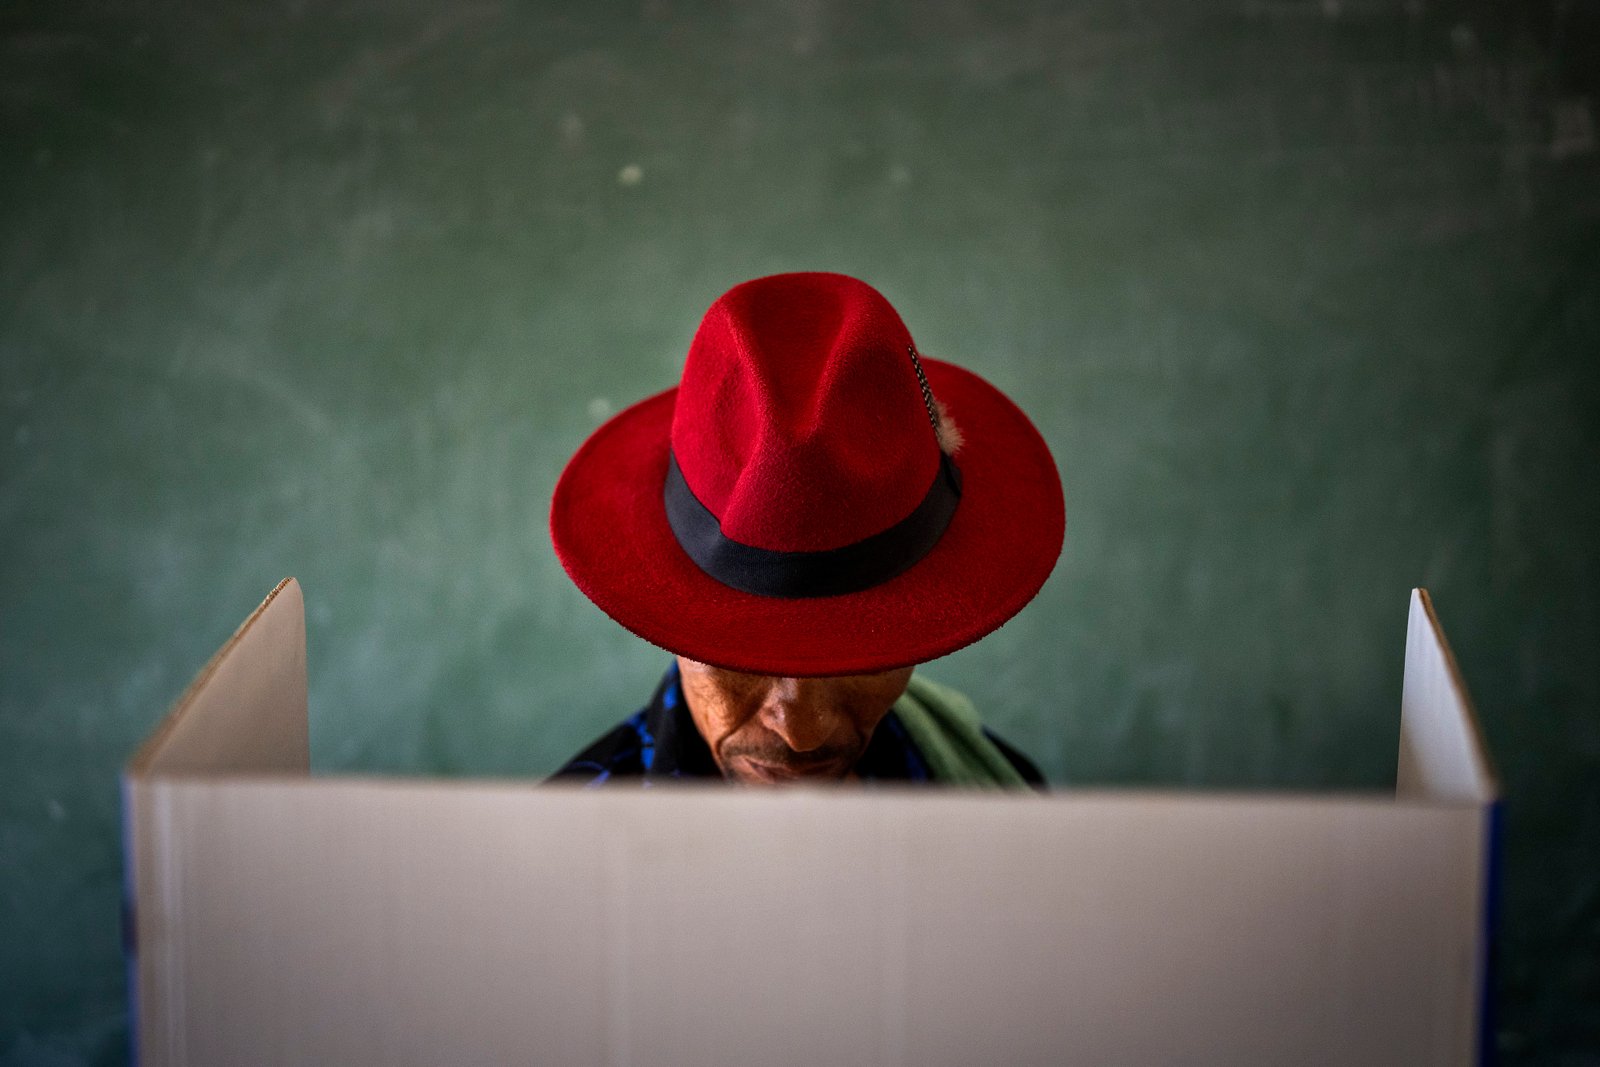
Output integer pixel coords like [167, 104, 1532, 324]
[123, 579, 1499, 1066]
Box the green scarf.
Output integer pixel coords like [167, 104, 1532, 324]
[891, 675, 1031, 788]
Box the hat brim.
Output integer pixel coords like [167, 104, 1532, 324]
[550, 359, 1064, 676]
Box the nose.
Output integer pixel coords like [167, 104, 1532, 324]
[758, 677, 837, 753]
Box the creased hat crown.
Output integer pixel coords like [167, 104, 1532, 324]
[669, 272, 942, 553]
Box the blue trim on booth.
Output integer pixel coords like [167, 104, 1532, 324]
[1477, 799, 1504, 1067]
[119, 776, 141, 1067]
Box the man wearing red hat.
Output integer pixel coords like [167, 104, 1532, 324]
[549, 273, 1064, 786]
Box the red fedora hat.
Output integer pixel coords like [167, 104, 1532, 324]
[550, 272, 1064, 677]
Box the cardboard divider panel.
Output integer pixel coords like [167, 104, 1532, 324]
[124, 583, 1498, 1066]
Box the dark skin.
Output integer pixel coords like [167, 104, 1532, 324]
[676, 657, 915, 784]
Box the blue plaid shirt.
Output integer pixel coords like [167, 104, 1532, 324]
[551, 662, 1042, 786]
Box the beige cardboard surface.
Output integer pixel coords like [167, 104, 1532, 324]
[128, 576, 308, 776]
[125, 584, 1495, 1066]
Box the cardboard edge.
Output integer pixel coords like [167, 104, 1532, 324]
[123, 770, 1489, 811]
[125, 577, 302, 778]
[1414, 588, 1502, 798]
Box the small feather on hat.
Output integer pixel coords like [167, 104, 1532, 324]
[935, 399, 964, 456]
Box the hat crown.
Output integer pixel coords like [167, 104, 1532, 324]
[671, 273, 942, 553]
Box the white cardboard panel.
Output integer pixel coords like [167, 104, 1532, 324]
[132, 780, 1487, 1067]
[1398, 589, 1497, 803]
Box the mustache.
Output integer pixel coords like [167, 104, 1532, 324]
[719, 739, 858, 772]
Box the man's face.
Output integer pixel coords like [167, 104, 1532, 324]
[675, 657, 915, 784]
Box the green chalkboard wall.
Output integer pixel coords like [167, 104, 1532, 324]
[2, 1, 1596, 1062]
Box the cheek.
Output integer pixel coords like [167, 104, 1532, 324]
[707, 703, 758, 746]
[844, 698, 893, 736]
[820, 677, 911, 741]
[681, 677, 762, 747]
[849, 672, 914, 727]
